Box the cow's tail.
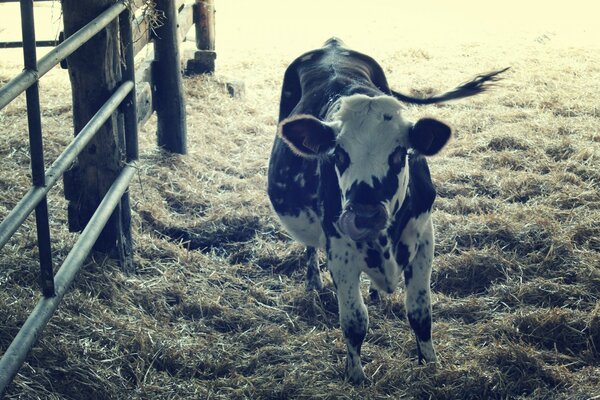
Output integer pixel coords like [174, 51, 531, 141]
[392, 67, 510, 105]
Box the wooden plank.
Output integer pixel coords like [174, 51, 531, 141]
[134, 59, 154, 126]
[132, 11, 151, 56]
[131, 1, 192, 56]
[178, 3, 194, 40]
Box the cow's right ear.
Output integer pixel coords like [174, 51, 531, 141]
[278, 115, 338, 158]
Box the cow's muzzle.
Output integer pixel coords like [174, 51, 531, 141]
[338, 203, 388, 241]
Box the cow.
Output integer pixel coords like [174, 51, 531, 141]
[267, 37, 507, 384]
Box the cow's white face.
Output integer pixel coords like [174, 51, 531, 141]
[332, 95, 411, 240]
[278, 94, 451, 242]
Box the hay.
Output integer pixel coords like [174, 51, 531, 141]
[2, 3, 600, 398]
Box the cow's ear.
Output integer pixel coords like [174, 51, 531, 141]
[408, 118, 451, 156]
[278, 114, 337, 158]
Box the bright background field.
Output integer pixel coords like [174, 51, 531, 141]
[1, 1, 599, 398]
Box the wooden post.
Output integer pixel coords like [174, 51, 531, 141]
[154, 0, 187, 154]
[195, 0, 215, 51]
[186, 0, 216, 74]
[61, 0, 132, 267]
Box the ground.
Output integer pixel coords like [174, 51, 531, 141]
[1, 1, 600, 399]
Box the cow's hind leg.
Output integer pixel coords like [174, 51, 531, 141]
[368, 285, 380, 302]
[404, 220, 437, 364]
[306, 247, 323, 291]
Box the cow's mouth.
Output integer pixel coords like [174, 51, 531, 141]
[338, 204, 387, 241]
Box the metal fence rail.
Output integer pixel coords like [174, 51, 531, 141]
[0, 164, 136, 392]
[0, 0, 138, 395]
[0, 1, 126, 110]
[0, 80, 134, 250]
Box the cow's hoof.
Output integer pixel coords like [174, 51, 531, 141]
[369, 287, 380, 302]
[417, 341, 437, 366]
[345, 361, 366, 385]
[306, 276, 324, 291]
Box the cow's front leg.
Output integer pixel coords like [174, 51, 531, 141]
[404, 220, 437, 364]
[330, 262, 368, 384]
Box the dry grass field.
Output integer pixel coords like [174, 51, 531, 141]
[1, 1, 600, 398]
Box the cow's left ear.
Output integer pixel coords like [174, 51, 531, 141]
[278, 114, 338, 158]
[408, 118, 451, 156]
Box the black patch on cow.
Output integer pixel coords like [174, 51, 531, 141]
[388, 146, 407, 173]
[369, 287, 380, 301]
[267, 138, 320, 217]
[378, 236, 388, 247]
[387, 153, 437, 255]
[383, 250, 390, 260]
[334, 146, 350, 175]
[365, 248, 382, 270]
[343, 147, 405, 209]
[395, 242, 409, 268]
[403, 264, 413, 286]
[320, 158, 342, 239]
[407, 155, 436, 216]
[344, 311, 367, 354]
[408, 309, 432, 342]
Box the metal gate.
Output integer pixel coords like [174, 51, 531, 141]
[0, 0, 138, 394]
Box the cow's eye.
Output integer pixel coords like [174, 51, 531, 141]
[390, 148, 406, 168]
[335, 151, 345, 165]
[334, 147, 350, 174]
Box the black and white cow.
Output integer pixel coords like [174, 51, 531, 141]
[267, 38, 506, 384]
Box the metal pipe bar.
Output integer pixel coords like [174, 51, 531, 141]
[118, 8, 138, 162]
[0, 0, 54, 2]
[0, 40, 59, 49]
[20, 0, 56, 297]
[0, 164, 136, 396]
[20, 0, 44, 186]
[0, 81, 133, 250]
[0, 1, 127, 110]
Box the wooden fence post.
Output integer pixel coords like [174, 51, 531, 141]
[61, 0, 132, 268]
[186, 0, 216, 74]
[154, 0, 187, 154]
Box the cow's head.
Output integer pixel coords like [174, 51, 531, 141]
[279, 94, 450, 242]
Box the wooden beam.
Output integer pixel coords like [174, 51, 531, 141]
[134, 59, 154, 126]
[195, 0, 214, 51]
[61, 0, 132, 257]
[153, 0, 187, 153]
[132, 11, 151, 56]
[185, 0, 215, 74]
[131, 1, 193, 57]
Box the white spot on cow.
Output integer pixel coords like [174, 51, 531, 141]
[300, 54, 313, 62]
[331, 94, 411, 187]
[279, 209, 325, 248]
[293, 173, 306, 188]
[400, 212, 432, 264]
